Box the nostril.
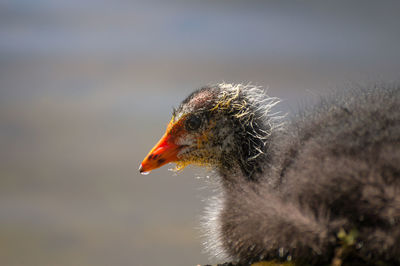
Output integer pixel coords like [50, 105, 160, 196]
[147, 154, 159, 160]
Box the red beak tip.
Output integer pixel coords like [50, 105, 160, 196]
[138, 164, 150, 175]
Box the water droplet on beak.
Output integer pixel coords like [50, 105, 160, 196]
[138, 164, 150, 175]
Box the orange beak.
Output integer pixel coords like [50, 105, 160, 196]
[139, 128, 182, 174]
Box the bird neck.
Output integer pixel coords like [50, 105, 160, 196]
[210, 83, 280, 182]
[215, 109, 275, 182]
[220, 128, 272, 182]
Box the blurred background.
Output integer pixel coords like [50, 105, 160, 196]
[0, 1, 399, 265]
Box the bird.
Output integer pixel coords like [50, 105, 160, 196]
[139, 83, 400, 265]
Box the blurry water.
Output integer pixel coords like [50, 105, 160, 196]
[0, 1, 399, 265]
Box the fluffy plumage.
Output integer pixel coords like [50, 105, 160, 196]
[141, 83, 400, 265]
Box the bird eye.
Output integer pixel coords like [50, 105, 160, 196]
[185, 115, 202, 131]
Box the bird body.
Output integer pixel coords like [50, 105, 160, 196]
[140, 83, 400, 265]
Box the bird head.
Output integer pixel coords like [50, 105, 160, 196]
[139, 83, 280, 179]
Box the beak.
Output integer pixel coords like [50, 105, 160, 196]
[139, 130, 182, 174]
